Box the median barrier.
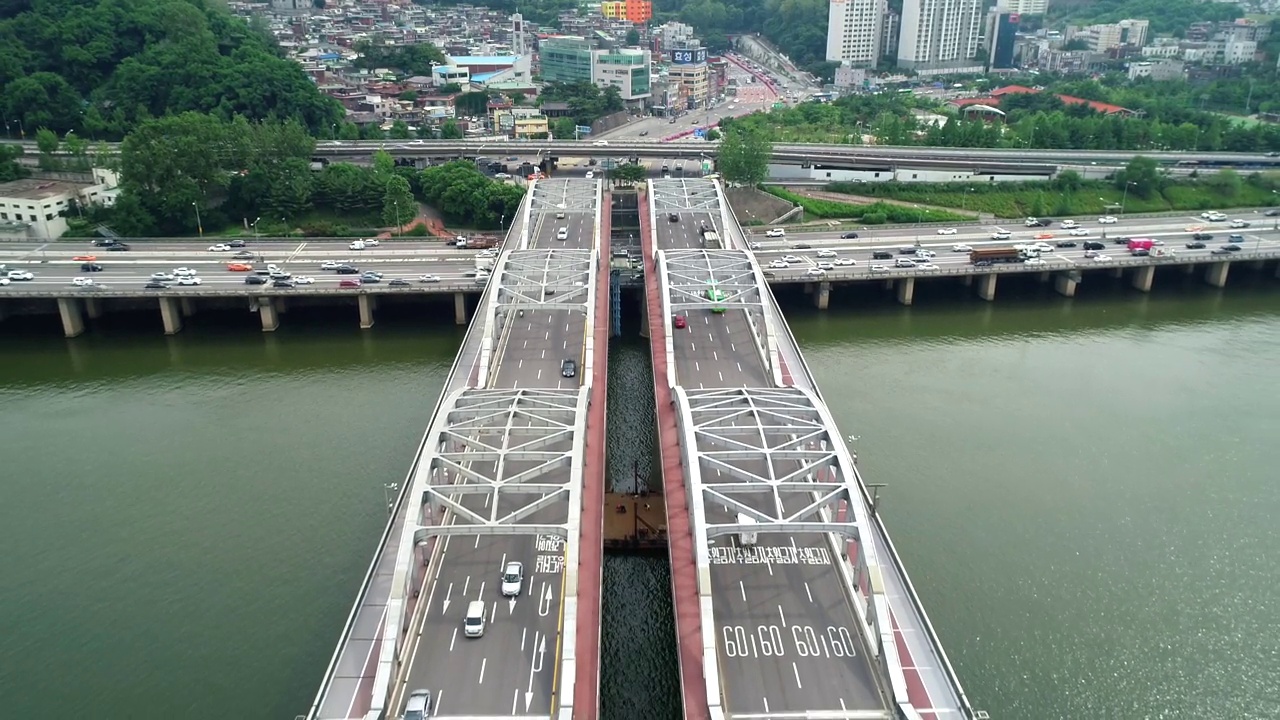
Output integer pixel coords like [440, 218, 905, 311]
[747, 207, 1280, 235]
[1, 283, 485, 299]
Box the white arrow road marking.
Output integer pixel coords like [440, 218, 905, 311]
[525, 632, 547, 711]
[442, 583, 453, 614]
[792, 661, 802, 689]
[538, 582, 553, 617]
[509, 596, 517, 614]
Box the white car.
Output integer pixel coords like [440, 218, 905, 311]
[869, 264, 889, 273]
[992, 230, 1012, 239]
[916, 263, 939, 271]
[1033, 243, 1054, 253]
[592, 140, 609, 146]
[151, 272, 176, 281]
[501, 561, 525, 596]
[176, 276, 202, 286]
[1060, 220, 1079, 229]
[816, 261, 835, 270]
[1068, 228, 1090, 236]
[72, 277, 96, 286]
[951, 244, 973, 253]
[765, 228, 786, 238]
[349, 241, 366, 250]
[1229, 219, 1250, 228]
[320, 261, 341, 270]
[363, 238, 380, 247]
[584, 171, 594, 179]
[805, 267, 827, 276]
[1098, 216, 1118, 224]
[419, 274, 441, 283]
[769, 260, 790, 268]
[0, 277, 9, 286]
[173, 267, 196, 276]
[781, 255, 801, 263]
[914, 249, 936, 259]
[1026, 257, 1047, 266]
[936, 227, 958, 235]
[208, 244, 231, 252]
[834, 258, 856, 266]
[269, 270, 291, 279]
[292, 276, 315, 285]
[1092, 254, 1112, 263]
[816, 249, 837, 258]
[748, 242, 762, 250]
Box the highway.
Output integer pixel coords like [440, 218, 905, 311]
[654, 194, 887, 717]
[397, 183, 596, 718]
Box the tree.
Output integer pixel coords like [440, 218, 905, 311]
[1203, 168, 1242, 198]
[383, 174, 416, 229]
[372, 150, 396, 178]
[389, 120, 412, 139]
[1116, 155, 1162, 198]
[625, 28, 641, 45]
[338, 123, 361, 141]
[608, 163, 647, 185]
[419, 161, 526, 229]
[352, 39, 446, 76]
[550, 118, 577, 140]
[716, 127, 771, 185]
[439, 120, 464, 139]
[35, 128, 59, 155]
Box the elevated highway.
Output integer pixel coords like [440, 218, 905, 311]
[641, 178, 977, 720]
[307, 178, 606, 720]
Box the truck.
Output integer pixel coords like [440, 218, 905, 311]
[1024, 217, 1054, 227]
[970, 246, 1028, 265]
[1127, 238, 1155, 253]
[736, 513, 758, 547]
[475, 256, 495, 272]
[453, 235, 501, 250]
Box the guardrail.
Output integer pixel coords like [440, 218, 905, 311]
[749, 208, 1280, 235]
[0, 284, 487, 299]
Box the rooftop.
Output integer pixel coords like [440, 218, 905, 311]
[0, 178, 85, 201]
[449, 55, 519, 65]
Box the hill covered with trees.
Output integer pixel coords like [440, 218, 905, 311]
[0, 0, 343, 139]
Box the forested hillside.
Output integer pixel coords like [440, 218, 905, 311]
[0, 0, 343, 139]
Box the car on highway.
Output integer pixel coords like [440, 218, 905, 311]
[389, 278, 410, 287]
[151, 272, 175, 281]
[556, 227, 569, 240]
[816, 261, 835, 270]
[1211, 248, 1234, 256]
[991, 229, 1012, 239]
[245, 275, 268, 285]
[769, 260, 789, 268]
[840, 232, 859, 239]
[1055, 241, 1078, 248]
[227, 263, 253, 272]
[1221, 244, 1243, 251]
[293, 276, 315, 285]
[0, 277, 9, 286]
[336, 265, 360, 274]
[673, 315, 687, 329]
[208, 244, 232, 252]
[748, 242, 762, 251]
[1185, 241, 1207, 249]
[1267, 209, 1280, 216]
[226, 239, 246, 248]
[872, 251, 893, 260]
[592, 140, 608, 146]
[1083, 241, 1105, 250]
[269, 270, 291, 280]
[81, 263, 103, 272]
[233, 251, 254, 259]
[360, 273, 382, 283]
[765, 228, 786, 237]
[1034, 233, 1054, 240]
[72, 277, 97, 287]
[1091, 254, 1112, 262]
[1068, 228, 1090, 236]
[144, 281, 169, 289]
[1032, 242, 1054, 253]
[106, 243, 131, 252]
[7, 270, 34, 281]
[790, 243, 812, 250]
[1191, 233, 1214, 241]
[834, 258, 856, 266]
[321, 261, 341, 270]
[895, 258, 917, 268]
[1026, 258, 1047, 266]
[403, 689, 432, 720]
[914, 249, 936, 259]
[870, 264, 889, 273]
[418, 274, 441, 283]
[72, 254, 96, 262]
[339, 278, 362, 288]
[176, 276, 202, 286]
[1060, 220, 1079, 229]
[936, 227, 957, 235]
[349, 240, 367, 250]
[816, 249, 837, 258]
[1230, 219, 1251, 228]
[951, 244, 972, 253]
[1201, 211, 1227, 222]
[1098, 216, 1118, 224]
[668, 212, 679, 222]
[805, 267, 827, 276]
[917, 263, 939, 271]
[1228, 234, 1245, 242]
[272, 279, 295, 288]
[781, 255, 801, 263]
[501, 561, 525, 596]
[173, 267, 196, 276]
[561, 358, 577, 378]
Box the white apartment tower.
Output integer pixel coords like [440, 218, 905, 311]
[826, 0, 887, 67]
[898, 0, 984, 73]
[995, 0, 1048, 15]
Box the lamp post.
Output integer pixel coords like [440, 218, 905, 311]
[394, 200, 402, 237]
[1121, 181, 1136, 216]
[251, 216, 261, 241]
[192, 201, 203, 238]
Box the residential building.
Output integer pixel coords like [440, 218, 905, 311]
[540, 37, 595, 83]
[881, 11, 900, 59]
[668, 58, 709, 109]
[593, 47, 652, 101]
[0, 171, 120, 241]
[897, 0, 984, 75]
[447, 55, 531, 86]
[833, 64, 868, 88]
[995, 0, 1047, 15]
[1127, 60, 1185, 81]
[600, 0, 653, 24]
[825, 0, 887, 68]
[1073, 19, 1149, 52]
[986, 10, 1021, 70]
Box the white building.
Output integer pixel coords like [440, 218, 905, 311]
[897, 0, 984, 75]
[1127, 60, 1185, 81]
[0, 170, 120, 240]
[826, 0, 887, 68]
[995, 0, 1048, 15]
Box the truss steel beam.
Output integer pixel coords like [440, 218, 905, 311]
[494, 249, 594, 308]
[531, 177, 599, 214]
[651, 178, 721, 212]
[660, 248, 767, 314]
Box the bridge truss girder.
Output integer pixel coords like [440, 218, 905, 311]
[496, 248, 594, 309]
[674, 385, 864, 542]
[651, 178, 720, 212]
[417, 387, 587, 538]
[660, 248, 765, 314]
[531, 177, 599, 215]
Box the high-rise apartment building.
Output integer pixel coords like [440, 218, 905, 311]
[995, 0, 1047, 16]
[826, 0, 887, 68]
[986, 10, 1021, 69]
[897, 0, 984, 74]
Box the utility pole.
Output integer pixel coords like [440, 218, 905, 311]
[192, 201, 203, 238]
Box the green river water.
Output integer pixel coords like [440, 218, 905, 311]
[0, 273, 1277, 720]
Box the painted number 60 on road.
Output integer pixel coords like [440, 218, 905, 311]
[721, 624, 858, 660]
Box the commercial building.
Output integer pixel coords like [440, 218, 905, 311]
[0, 171, 120, 240]
[1127, 60, 1185, 81]
[593, 47, 652, 101]
[995, 0, 1047, 16]
[986, 10, 1021, 70]
[600, 0, 652, 24]
[539, 37, 595, 83]
[897, 0, 984, 75]
[446, 55, 532, 86]
[1073, 19, 1149, 52]
[825, 0, 887, 68]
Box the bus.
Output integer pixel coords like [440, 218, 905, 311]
[706, 282, 727, 313]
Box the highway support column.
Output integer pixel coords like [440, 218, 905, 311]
[1183, 263, 1197, 275]
[359, 294, 376, 329]
[1054, 273, 1078, 298]
[453, 292, 467, 325]
[180, 297, 196, 317]
[1131, 265, 1155, 293]
[259, 297, 279, 332]
[158, 297, 182, 335]
[814, 281, 831, 310]
[895, 276, 914, 306]
[976, 273, 997, 301]
[57, 298, 85, 338]
[638, 291, 650, 338]
[84, 298, 103, 319]
[1204, 261, 1230, 288]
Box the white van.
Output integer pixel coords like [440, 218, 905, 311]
[463, 600, 486, 638]
[349, 240, 366, 250]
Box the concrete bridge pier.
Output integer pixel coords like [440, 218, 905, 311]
[1275, 262, 1280, 279]
[638, 292, 649, 338]
[814, 281, 831, 310]
[259, 297, 279, 332]
[1038, 271, 1051, 283]
[895, 276, 914, 306]
[961, 275, 973, 287]
[1183, 263, 1197, 275]
[454, 292, 467, 325]
[57, 298, 85, 338]
[1054, 273, 1078, 298]
[1110, 267, 1123, 279]
[976, 273, 997, 301]
[1204, 261, 1230, 288]
[359, 294, 376, 329]
[1131, 265, 1155, 293]
[84, 298, 103, 319]
[158, 297, 183, 335]
[180, 297, 196, 317]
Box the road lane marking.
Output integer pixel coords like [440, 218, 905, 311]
[792, 661, 802, 688]
[490, 601, 497, 623]
[522, 627, 527, 651]
[434, 690, 442, 715]
[450, 627, 458, 651]
[478, 580, 486, 598]
[805, 582, 813, 603]
[840, 699, 847, 711]
[512, 688, 520, 715]
[763, 698, 769, 713]
[778, 606, 787, 626]
[475, 535, 481, 548]
[463, 577, 470, 595]
[443, 583, 453, 613]
[478, 658, 487, 684]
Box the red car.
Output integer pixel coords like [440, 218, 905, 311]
[673, 315, 687, 329]
[339, 278, 362, 288]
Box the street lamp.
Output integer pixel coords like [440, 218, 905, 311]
[192, 201, 203, 238]
[393, 200, 402, 237]
[251, 216, 261, 241]
[1120, 181, 1136, 216]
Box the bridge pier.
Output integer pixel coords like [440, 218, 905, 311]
[1038, 271, 1051, 283]
[57, 298, 85, 338]
[976, 273, 997, 301]
[1204, 261, 1230, 288]
[638, 291, 649, 337]
[1275, 262, 1280, 279]
[1110, 267, 1123, 279]
[359, 294, 376, 329]
[453, 292, 467, 325]
[895, 276, 914, 306]
[259, 297, 279, 332]
[83, 298, 103, 319]
[814, 281, 831, 310]
[1053, 273, 1078, 298]
[961, 274, 973, 287]
[180, 297, 196, 317]
[158, 297, 183, 335]
[1183, 263, 1197, 275]
[1131, 265, 1155, 293]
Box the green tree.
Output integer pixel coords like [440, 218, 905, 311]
[1203, 168, 1242, 198]
[389, 120, 412, 139]
[625, 28, 641, 45]
[372, 149, 396, 178]
[550, 118, 577, 140]
[608, 163, 648, 185]
[419, 161, 526, 229]
[1116, 155, 1162, 198]
[352, 39, 446, 76]
[439, 120, 464, 139]
[716, 126, 771, 185]
[35, 128, 59, 155]
[382, 174, 416, 229]
[338, 123, 361, 141]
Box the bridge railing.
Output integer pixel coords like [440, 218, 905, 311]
[304, 197, 529, 720]
[752, 208, 1280, 234]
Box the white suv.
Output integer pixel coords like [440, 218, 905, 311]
[765, 228, 786, 237]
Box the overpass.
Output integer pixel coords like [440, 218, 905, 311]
[306, 177, 607, 720]
[640, 178, 978, 720]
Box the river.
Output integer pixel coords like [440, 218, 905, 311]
[0, 275, 1277, 719]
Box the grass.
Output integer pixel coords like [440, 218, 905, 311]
[210, 208, 385, 238]
[823, 180, 1280, 219]
[761, 186, 971, 224]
